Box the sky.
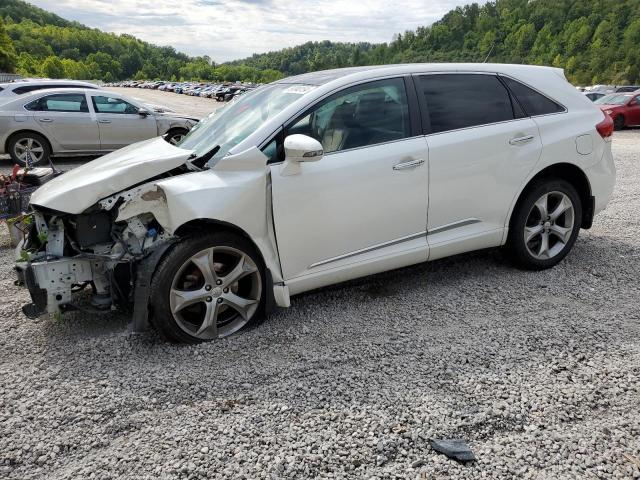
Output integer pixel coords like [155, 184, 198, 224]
[29, 0, 482, 62]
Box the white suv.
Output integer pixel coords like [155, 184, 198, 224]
[18, 64, 616, 343]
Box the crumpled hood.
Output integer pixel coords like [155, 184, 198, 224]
[29, 137, 194, 214]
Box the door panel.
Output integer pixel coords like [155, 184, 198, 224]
[95, 113, 158, 149]
[271, 137, 429, 280]
[26, 92, 99, 151]
[35, 111, 100, 151]
[627, 97, 640, 125]
[90, 94, 157, 150]
[426, 118, 542, 243]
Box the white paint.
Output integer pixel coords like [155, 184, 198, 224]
[24, 63, 616, 311]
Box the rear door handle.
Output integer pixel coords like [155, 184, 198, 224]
[393, 158, 425, 171]
[509, 135, 535, 145]
[98, 119, 111, 124]
[38, 118, 53, 123]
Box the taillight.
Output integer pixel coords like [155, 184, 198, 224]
[596, 114, 614, 141]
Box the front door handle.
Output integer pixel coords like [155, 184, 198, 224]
[38, 118, 53, 123]
[98, 119, 112, 124]
[393, 158, 425, 171]
[509, 135, 535, 145]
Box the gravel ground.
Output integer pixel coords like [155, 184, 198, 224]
[0, 119, 639, 478]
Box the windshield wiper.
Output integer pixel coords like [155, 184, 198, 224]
[188, 145, 220, 170]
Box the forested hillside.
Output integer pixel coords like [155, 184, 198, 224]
[233, 0, 640, 85]
[1, 0, 639, 84]
[0, 0, 282, 82]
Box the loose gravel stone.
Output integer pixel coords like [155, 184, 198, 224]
[0, 94, 639, 479]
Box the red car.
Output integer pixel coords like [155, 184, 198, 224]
[594, 92, 640, 130]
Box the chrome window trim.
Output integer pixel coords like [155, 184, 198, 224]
[22, 92, 91, 114]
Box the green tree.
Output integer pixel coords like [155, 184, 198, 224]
[40, 55, 64, 78]
[0, 17, 16, 71]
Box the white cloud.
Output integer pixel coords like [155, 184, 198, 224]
[29, 0, 483, 62]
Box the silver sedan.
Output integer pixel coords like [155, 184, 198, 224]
[0, 88, 200, 165]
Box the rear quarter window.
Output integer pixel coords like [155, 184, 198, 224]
[501, 76, 565, 116]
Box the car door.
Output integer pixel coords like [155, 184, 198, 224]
[415, 73, 543, 258]
[270, 77, 429, 283]
[626, 95, 640, 125]
[25, 92, 100, 151]
[89, 94, 158, 150]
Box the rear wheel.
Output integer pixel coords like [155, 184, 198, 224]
[506, 179, 582, 270]
[150, 232, 265, 343]
[8, 132, 51, 166]
[613, 115, 625, 131]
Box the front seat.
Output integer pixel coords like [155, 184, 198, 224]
[321, 101, 356, 153]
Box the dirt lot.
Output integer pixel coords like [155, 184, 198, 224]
[0, 90, 639, 479]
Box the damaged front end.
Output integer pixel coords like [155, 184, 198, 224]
[16, 184, 176, 327]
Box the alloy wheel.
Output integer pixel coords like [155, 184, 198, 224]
[14, 138, 44, 164]
[168, 133, 186, 145]
[524, 191, 575, 260]
[169, 246, 262, 340]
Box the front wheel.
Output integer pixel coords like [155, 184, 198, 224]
[150, 232, 265, 343]
[165, 128, 189, 146]
[506, 179, 582, 270]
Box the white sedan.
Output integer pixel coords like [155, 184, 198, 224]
[18, 63, 615, 343]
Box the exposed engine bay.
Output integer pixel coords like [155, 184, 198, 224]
[16, 166, 185, 321]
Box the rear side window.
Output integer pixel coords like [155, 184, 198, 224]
[25, 93, 89, 112]
[418, 74, 516, 133]
[501, 77, 564, 116]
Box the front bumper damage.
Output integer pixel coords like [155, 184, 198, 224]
[16, 190, 175, 329]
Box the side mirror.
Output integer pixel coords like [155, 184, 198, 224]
[138, 108, 150, 117]
[281, 134, 324, 176]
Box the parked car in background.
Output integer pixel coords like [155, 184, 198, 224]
[612, 85, 640, 93]
[0, 88, 199, 165]
[0, 79, 98, 104]
[584, 92, 606, 102]
[17, 64, 615, 343]
[594, 92, 640, 130]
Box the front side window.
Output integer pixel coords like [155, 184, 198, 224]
[287, 78, 410, 154]
[418, 74, 516, 134]
[25, 93, 89, 113]
[92, 95, 139, 114]
[501, 76, 565, 116]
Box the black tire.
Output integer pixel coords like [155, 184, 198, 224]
[506, 179, 582, 270]
[7, 132, 51, 166]
[165, 128, 189, 146]
[150, 232, 266, 343]
[613, 115, 625, 131]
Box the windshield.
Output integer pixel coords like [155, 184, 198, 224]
[594, 94, 632, 105]
[178, 83, 315, 161]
